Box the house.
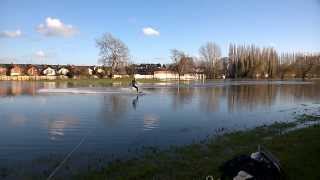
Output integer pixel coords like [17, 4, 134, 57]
[10, 65, 24, 76]
[134, 63, 162, 75]
[153, 69, 206, 80]
[154, 70, 178, 79]
[42, 66, 56, 76]
[0, 66, 7, 76]
[69, 65, 86, 77]
[94, 66, 105, 77]
[27, 65, 40, 76]
[57, 67, 70, 76]
[88, 67, 94, 75]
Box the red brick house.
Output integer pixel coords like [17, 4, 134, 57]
[10, 65, 24, 76]
[0, 66, 7, 75]
[27, 65, 40, 76]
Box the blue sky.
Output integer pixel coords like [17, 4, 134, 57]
[0, 0, 319, 65]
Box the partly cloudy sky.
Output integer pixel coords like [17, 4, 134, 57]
[0, 0, 319, 65]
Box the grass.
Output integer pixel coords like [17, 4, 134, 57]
[36, 77, 201, 88]
[295, 113, 320, 123]
[39, 77, 166, 86]
[71, 115, 320, 180]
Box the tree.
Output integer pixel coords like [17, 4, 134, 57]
[296, 54, 317, 80]
[96, 33, 129, 78]
[170, 49, 194, 81]
[199, 42, 221, 79]
[228, 44, 279, 78]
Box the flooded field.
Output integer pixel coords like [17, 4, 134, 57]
[0, 80, 319, 178]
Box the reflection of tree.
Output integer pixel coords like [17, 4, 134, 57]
[277, 83, 320, 103]
[227, 85, 276, 112]
[171, 87, 194, 110]
[100, 95, 129, 125]
[199, 87, 226, 112]
[196, 82, 320, 113]
[226, 83, 320, 112]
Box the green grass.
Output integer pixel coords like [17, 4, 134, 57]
[73, 116, 320, 180]
[36, 78, 200, 88]
[295, 113, 320, 123]
[39, 77, 166, 86]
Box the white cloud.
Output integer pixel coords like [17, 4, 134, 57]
[35, 50, 46, 58]
[37, 17, 78, 37]
[0, 29, 22, 38]
[142, 27, 160, 36]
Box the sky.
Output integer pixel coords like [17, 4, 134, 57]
[0, 0, 319, 65]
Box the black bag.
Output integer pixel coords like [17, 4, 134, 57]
[219, 153, 283, 180]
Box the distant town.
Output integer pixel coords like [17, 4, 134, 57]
[0, 45, 319, 81]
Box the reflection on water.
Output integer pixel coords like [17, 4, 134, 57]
[144, 114, 160, 131]
[8, 113, 28, 127]
[132, 96, 139, 110]
[0, 80, 320, 176]
[0, 81, 39, 96]
[47, 115, 79, 141]
[100, 94, 130, 125]
[171, 87, 194, 110]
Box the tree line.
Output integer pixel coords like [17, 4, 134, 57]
[96, 33, 320, 79]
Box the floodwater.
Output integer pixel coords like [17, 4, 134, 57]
[0, 80, 319, 178]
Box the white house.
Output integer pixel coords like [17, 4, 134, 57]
[57, 67, 70, 76]
[134, 74, 154, 79]
[43, 67, 56, 76]
[154, 70, 178, 80]
[88, 67, 94, 75]
[153, 70, 206, 80]
[96, 67, 105, 74]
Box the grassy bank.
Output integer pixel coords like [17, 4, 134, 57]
[40, 78, 165, 86]
[75, 114, 320, 180]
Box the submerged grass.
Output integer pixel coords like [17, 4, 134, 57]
[74, 115, 320, 180]
[38, 77, 199, 87]
[39, 78, 166, 86]
[295, 113, 320, 123]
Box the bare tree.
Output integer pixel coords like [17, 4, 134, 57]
[96, 33, 129, 78]
[228, 44, 279, 78]
[296, 54, 317, 80]
[199, 42, 221, 79]
[171, 49, 193, 81]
